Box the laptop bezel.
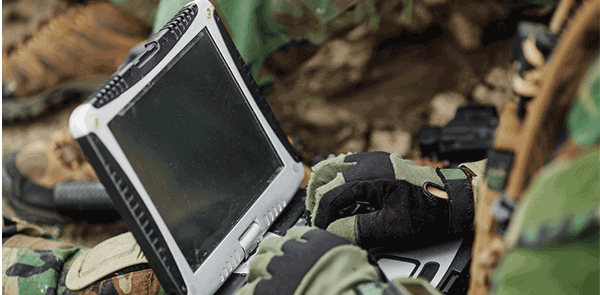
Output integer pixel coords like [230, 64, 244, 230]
[69, 1, 305, 294]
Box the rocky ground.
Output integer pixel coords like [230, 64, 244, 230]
[2, 0, 550, 246]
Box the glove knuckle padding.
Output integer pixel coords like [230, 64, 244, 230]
[306, 154, 356, 212]
[342, 152, 396, 181]
[251, 228, 360, 295]
[389, 153, 443, 187]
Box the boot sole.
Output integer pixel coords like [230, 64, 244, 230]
[2, 153, 72, 225]
[3, 74, 111, 123]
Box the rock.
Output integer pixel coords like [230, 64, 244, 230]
[338, 138, 367, 154]
[485, 67, 511, 90]
[296, 98, 355, 129]
[448, 12, 482, 52]
[471, 84, 490, 103]
[429, 92, 468, 126]
[473, 88, 514, 113]
[291, 97, 369, 158]
[335, 126, 354, 142]
[393, 3, 433, 33]
[297, 38, 373, 96]
[368, 127, 412, 156]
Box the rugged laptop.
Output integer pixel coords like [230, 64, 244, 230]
[70, 1, 472, 294]
[70, 1, 304, 294]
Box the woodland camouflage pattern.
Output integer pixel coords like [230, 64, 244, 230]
[2, 233, 165, 295]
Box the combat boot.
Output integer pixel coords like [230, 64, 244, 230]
[2, 129, 118, 224]
[2, 2, 151, 122]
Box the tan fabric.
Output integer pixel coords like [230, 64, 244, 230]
[2, 246, 21, 294]
[468, 1, 600, 294]
[15, 129, 98, 189]
[66, 232, 148, 290]
[459, 159, 487, 205]
[2, 2, 150, 99]
[392, 278, 443, 295]
[294, 244, 379, 295]
[3, 235, 75, 250]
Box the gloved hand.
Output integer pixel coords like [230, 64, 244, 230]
[236, 227, 388, 295]
[235, 227, 444, 295]
[306, 152, 482, 249]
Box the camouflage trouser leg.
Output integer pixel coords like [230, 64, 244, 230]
[2, 224, 165, 295]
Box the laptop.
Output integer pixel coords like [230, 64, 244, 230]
[70, 1, 472, 294]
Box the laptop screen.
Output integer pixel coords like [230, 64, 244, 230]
[108, 29, 283, 272]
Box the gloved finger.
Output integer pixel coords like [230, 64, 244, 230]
[306, 154, 356, 212]
[246, 251, 278, 283]
[325, 215, 359, 244]
[243, 228, 360, 295]
[313, 180, 383, 229]
[246, 227, 313, 283]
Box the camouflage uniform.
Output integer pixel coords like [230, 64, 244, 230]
[489, 56, 600, 295]
[2, 217, 165, 295]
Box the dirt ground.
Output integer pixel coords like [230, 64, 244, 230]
[1, 0, 549, 247]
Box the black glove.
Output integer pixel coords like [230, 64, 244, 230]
[235, 227, 383, 295]
[306, 152, 477, 249]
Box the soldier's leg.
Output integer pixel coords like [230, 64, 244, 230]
[2, 217, 164, 295]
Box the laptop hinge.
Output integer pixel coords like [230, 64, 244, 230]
[238, 222, 263, 259]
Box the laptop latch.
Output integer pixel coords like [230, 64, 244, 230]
[238, 222, 263, 259]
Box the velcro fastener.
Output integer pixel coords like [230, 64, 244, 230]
[436, 168, 475, 235]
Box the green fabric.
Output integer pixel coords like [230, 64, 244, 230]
[504, 150, 600, 247]
[439, 168, 467, 180]
[492, 150, 600, 295]
[568, 56, 600, 147]
[389, 153, 444, 187]
[326, 215, 359, 244]
[152, 0, 381, 85]
[491, 238, 599, 295]
[18, 248, 82, 294]
[301, 0, 341, 21]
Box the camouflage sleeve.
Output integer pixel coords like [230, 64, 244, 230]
[2, 224, 165, 295]
[152, 0, 380, 83]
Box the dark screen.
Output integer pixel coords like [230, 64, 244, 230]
[109, 29, 282, 271]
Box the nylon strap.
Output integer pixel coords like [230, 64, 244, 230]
[437, 168, 475, 235]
